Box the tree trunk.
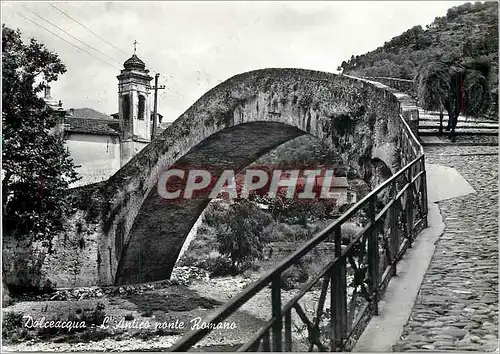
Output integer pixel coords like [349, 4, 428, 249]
[439, 110, 444, 135]
[450, 111, 458, 143]
[2, 171, 12, 209]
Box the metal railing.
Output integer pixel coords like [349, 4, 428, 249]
[169, 113, 428, 352]
[363, 77, 416, 98]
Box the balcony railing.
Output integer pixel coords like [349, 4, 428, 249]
[169, 112, 428, 352]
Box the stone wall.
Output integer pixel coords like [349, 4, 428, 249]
[66, 133, 121, 187]
[3, 183, 104, 291]
[263, 242, 337, 260]
[364, 77, 416, 98]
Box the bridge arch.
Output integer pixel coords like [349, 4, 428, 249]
[94, 69, 401, 285]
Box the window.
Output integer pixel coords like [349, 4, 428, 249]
[138, 95, 146, 120]
[122, 94, 130, 122]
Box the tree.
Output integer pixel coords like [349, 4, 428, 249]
[2, 25, 80, 248]
[215, 200, 272, 272]
[416, 59, 490, 141]
[415, 62, 450, 134]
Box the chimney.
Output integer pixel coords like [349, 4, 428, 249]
[44, 86, 51, 99]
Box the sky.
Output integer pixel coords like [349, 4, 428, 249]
[2, 1, 466, 122]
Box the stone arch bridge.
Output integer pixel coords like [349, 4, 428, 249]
[5, 68, 415, 289]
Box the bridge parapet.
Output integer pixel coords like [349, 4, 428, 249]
[363, 76, 416, 98]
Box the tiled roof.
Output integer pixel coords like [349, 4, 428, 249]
[65, 117, 120, 136]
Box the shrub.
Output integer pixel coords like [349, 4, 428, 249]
[280, 264, 309, 290]
[81, 303, 106, 327]
[2, 312, 29, 343]
[43, 279, 56, 294]
[341, 222, 362, 245]
[216, 200, 272, 271]
[205, 256, 234, 277]
[38, 302, 106, 339]
[202, 201, 229, 228]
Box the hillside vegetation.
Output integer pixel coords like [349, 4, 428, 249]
[340, 1, 498, 116]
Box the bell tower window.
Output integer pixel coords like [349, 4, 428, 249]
[122, 94, 130, 122]
[138, 95, 146, 120]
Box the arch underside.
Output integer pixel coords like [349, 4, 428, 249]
[115, 122, 306, 285]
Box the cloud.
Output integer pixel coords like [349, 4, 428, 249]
[265, 3, 337, 32]
[2, 1, 466, 122]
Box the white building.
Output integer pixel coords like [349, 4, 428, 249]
[46, 54, 169, 187]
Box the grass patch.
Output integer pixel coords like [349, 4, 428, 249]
[126, 286, 221, 313]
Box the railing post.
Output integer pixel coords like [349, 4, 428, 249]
[406, 167, 414, 246]
[271, 273, 282, 351]
[330, 226, 347, 352]
[367, 195, 379, 315]
[262, 330, 271, 352]
[390, 198, 400, 276]
[420, 156, 428, 226]
[284, 310, 292, 352]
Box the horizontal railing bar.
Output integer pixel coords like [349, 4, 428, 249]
[281, 221, 373, 314]
[340, 221, 373, 258]
[393, 182, 411, 205]
[323, 155, 422, 229]
[169, 281, 274, 350]
[373, 168, 424, 223]
[375, 192, 402, 224]
[413, 217, 426, 230]
[395, 239, 410, 263]
[344, 302, 371, 344]
[282, 257, 340, 314]
[237, 319, 275, 352]
[399, 113, 424, 155]
[380, 265, 393, 290]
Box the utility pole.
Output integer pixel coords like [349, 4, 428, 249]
[151, 73, 165, 140]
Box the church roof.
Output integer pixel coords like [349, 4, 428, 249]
[123, 54, 146, 70]
[64, 108, 119, 136]
[65, 117, 120, 136]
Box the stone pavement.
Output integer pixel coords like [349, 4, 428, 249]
[394, 144, 498, 352]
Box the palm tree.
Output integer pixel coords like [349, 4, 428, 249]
[415, 62, 450, 135]
[463, 69, 489, 116]
[416, 60, 489, 141]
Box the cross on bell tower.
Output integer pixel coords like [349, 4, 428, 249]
[133, 40, 137, 54]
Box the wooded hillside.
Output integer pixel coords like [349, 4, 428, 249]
[340, 1, 498, 113]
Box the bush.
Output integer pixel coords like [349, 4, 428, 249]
[280, 264, 309, 290]
[81, 303, 106, 327]
[216, 200, 272, 270]
[2, 312, 29, 343]
[202, 201, 229, 228]
[38, 303, 106, 339]
[205, 256, 234, 277]
[341, 222, 363, 245]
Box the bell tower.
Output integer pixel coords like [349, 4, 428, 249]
[117, 46, 153, 166]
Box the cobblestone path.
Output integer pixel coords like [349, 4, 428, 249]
[395, 144, 498, 352]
